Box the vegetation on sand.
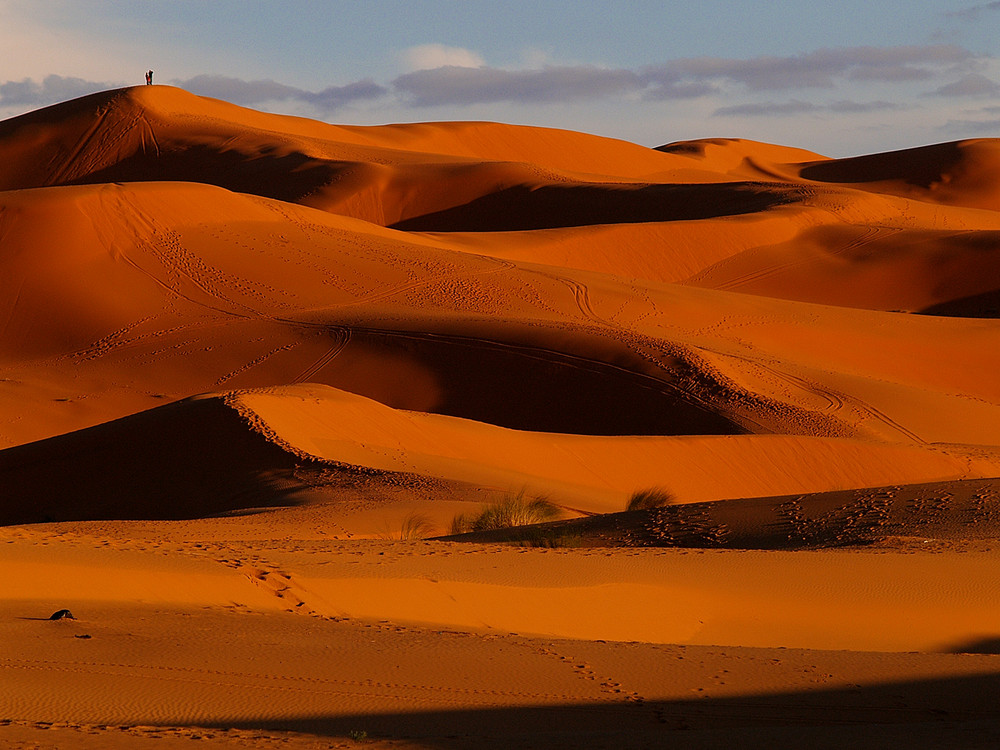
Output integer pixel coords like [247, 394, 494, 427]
[627, 488, 676, 511]
[451, 490, 562, 534]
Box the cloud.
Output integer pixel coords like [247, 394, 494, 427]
[302, 80, 388, 110]
[941, 117, 1000, 134]
[946, 1, 1000, 21]
[176, 74, 387, 110]
[389, 43, 980, 107]
[827, 100, 903, 113]
[648, 45, 975, 92]
[392, 65, 643, 106]
[0, 73, 387, 116]
[927, 73, 1000, 96]
[714, 101, 820, 117]
[847, 65, 934, 82]
[177, 75, 302, 104]
[714, 100, 902, 117]
[0, 74, 112, 107]
[402, 44, 485, 71]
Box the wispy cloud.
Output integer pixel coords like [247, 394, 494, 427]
[714, 100, 903, 117]
[645, 45, 975, 93]
[392, 65, 643, 106]
[0, 44, 992, 125]
[177, 75, 387, 110]
[714, 100, 820, 117]
[945, 1, 1000, 21]
[401, 44, 485, 71]
[925, 73, 1000, 97]
[0, 73, 387, 113]
[0, 75, 112, 107]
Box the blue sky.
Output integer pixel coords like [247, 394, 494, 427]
[2, 0, 999, 156]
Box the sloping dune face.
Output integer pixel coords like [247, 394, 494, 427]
[6, 87, 1000, 749]
[1, 87, 1000, 488]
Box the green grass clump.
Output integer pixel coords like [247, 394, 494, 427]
[451, 489, 562, 533]
[627, 488, 676, 511]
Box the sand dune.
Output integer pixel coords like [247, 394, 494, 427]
[0, 384, 988, 527]
[2, 88, 1000, 748]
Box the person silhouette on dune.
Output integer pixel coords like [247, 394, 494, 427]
[145, 70, 153, 85]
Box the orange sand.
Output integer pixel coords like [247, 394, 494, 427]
[1, 87, 1000, 748]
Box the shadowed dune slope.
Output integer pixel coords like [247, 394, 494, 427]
[795, 139, 1000, 211]
[0, 394, 305, 524]
[456, 477, 1000, 550]
[0, 383, 990, 525]
[3, 177, 1000, 454]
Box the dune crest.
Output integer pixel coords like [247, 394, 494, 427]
[3, 89, 1000, 749]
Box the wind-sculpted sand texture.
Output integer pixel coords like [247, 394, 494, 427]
[2, 87, 1000, 748]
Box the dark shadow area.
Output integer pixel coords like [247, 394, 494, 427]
[0, 396, 310, 525]
[343, 329, 744, 436]
[920, 288, 1000, 318]
[390, 182, 799, 232]
[798, 142, 963, 188]
[174, 671, 1000, 749]
[948, 638, 1000, 655]
[65, 145, 341, 205]
[441, 476, 1000, 549]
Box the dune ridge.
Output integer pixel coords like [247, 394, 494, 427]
[2, 88, 1000, 748]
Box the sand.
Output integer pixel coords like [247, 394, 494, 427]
[1, 86, 1000, 748]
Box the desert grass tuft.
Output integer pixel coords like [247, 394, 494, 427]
[379, 512, 437, 540]
[451, 489, 562, 533]
[627, 488, 676, 511]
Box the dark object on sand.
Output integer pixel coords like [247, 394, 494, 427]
[49, 609, 75, 621]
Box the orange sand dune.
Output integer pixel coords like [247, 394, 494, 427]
[2, 179, 1000, 454]
[0, 86, 708, 227]
[793, 138, 1000, 211]
[0, 384, 989, 527]
[656, 136, 828, 179]
[5, 87, 1000, 316]
[4, 89, 1000, 748]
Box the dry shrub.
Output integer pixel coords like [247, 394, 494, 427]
[451, 489, 561, 533]
[627, 488, 676, 511]
[380, 512, 437, 540]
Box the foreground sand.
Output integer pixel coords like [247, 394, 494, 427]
[3, 522, 1000, 749]
[2, 87, 1000, 748]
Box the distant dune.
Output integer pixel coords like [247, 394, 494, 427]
[3, 87, 1000, 749]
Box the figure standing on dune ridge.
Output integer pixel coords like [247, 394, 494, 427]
[145, 70, 153, 85]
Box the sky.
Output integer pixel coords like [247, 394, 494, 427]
[2, 0, 999, 157]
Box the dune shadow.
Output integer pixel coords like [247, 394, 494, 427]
[798, 142, 964, 188]
[919, 288, 1000, 318]
[346, 329, 745, 436]
[173, 670, 1000, 748]
[0, 397, 310, 525]
[947, 637, 1000, 655]
[390, 182, 798, 232]
[64, 145, 340, 205]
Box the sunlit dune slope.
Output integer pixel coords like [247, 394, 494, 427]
[0, 85, 711, 226]
[0, 383, 987, 525]
[3, 177, 1000, 454]
[5, 88, 1000, 316]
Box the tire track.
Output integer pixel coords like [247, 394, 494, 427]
[292, 328, 352, 384]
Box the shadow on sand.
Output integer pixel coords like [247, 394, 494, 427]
[176, 670, 1000, 749]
